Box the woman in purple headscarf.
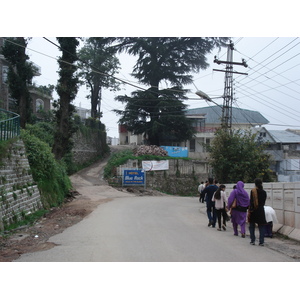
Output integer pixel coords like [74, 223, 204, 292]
[227, 181, 250, 237]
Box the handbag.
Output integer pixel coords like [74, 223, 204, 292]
[232, 198, 237, 208]
[229, 198, 237, 215]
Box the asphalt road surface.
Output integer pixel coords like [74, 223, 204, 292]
[15, 194, 294, 262]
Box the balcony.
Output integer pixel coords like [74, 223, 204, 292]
[193, 126, 219, 133]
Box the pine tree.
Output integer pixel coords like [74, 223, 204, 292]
[114, 37, 228, 145]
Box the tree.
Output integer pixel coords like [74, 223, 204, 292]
[78, 38, 120, 120]
[207, 129, 273, 183]
[1, 37, 36, 128]
[52, 37, 79, 160]
[114, 37, 229, 145]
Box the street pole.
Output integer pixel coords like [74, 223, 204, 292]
[213, 41, 248, 131]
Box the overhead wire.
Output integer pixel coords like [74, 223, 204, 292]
[5, 37, 300, 132]
[228, 38, 300, 130]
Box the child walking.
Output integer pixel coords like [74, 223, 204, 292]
[212, 184, 228, 231]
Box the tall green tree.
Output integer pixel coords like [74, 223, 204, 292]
[1, 37, 36, 128]
[78, 38, 120, 120]
[208, 129, 273, 183]
[52, 37, 79, 160]
[114, 37, 229, 146]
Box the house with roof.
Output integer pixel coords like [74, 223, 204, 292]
[184, 105, 269, 159]
[253, 127, 300, 182]
[119, 105, 269, 158]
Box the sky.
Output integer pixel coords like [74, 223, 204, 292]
[2, 1, 299, 139]
[2, 1, 299, 294]
[25, 36, 300, 138]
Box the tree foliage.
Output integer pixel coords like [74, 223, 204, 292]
[1, 37, 36, 128]
[207, 129, 273, 183]
[52, 37, 79, 160]
[78, 38, 120, 120]
[114, 37, 229, 145]
[21, 129, 72, 208]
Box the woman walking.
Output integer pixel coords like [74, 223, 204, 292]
[212, 184, 228, 231]
[227, 181, 250, 238]
[248, 178, 267, 246]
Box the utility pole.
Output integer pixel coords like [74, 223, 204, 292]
[213, 41, 248, 131]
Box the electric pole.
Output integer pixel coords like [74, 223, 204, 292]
[213, 41, 248, 131]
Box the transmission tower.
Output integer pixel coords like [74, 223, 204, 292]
[213, 41, 248, 131]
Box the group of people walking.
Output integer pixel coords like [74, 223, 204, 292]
[199, 178, 268, 246]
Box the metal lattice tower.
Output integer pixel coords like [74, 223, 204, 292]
[213, 41, 248, 131]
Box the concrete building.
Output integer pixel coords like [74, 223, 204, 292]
[253, 127, 300, 182]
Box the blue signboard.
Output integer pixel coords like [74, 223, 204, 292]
[123, 169, 145, 186]
[160, 146, 188, 158]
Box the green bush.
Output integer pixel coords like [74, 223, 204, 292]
[21, 129, 71, 208]
[25, 122, 54, 147]
[104, 149, 134, 179]
[103, 149, 171, 179]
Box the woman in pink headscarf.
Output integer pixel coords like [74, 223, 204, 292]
[227, 181, 250, 238]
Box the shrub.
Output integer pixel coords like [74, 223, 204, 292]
[21, 129, 71, 208]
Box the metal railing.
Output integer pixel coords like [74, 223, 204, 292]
[0, 108, 20, 141]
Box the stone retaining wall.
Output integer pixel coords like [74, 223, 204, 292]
[72, 129, 107, 165]
[0, 139, 42, 230]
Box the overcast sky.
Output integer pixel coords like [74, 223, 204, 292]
[2, 0, 298, 295]
[2, 2, 300, 139]
[25, 36, 300, 138]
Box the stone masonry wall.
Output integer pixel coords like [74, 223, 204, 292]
[0, 139, 42, 231]
[72, 129, 107, 165]
[117, 159, 208, 195]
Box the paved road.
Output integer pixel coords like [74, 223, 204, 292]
[15, 195, 294, 262]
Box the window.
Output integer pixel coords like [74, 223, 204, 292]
[192, 118, 205, 131]
[190, 139, 195, 152]
[36, 99, 44, 112]
[260, 132, 266, 137]
[2, 65, 8, 83]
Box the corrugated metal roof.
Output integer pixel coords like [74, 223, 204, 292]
[268, 130, 300, 143]
[185, 105, 269, 125]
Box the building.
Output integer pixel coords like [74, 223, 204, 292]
[74, 106, 91, 120]
[184, 105, 269, 159]
[0, 37, 52, 114]
[253, 127, 300, 182]
[119, 105, 269, 155]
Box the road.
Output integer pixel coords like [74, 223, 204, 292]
[15, 195, 294, 262]
[14, 146, 297, 262]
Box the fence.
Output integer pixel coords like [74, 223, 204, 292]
[0, 108, 20, 141]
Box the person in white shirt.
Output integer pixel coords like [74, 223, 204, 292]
[198, 181, 205, 202]
[212, 184, 228, 231]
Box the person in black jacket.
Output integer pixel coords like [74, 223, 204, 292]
[201, 178, 218, 227]
[248, 178, 267, 246]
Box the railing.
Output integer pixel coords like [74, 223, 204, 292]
[0, 108, 20, 141]
[193, 126, 219, 133]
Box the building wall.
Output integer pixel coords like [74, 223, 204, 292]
[242, 182, 300, 227]
[0, 139, 43, 230]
